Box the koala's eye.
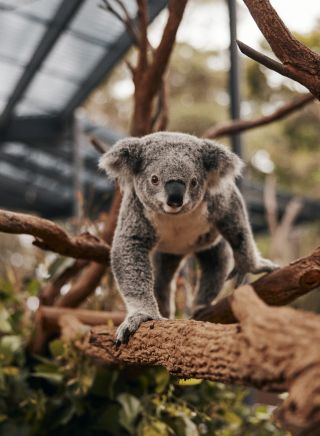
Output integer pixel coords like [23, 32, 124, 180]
[151, 175, 159, 185]
[190, 177, 197, 188]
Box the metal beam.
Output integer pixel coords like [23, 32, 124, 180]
[61, 0, 168, 117]
[0, 115, 68, 142]
[227, 0, 242, 158]
[0, 0, 85, 126]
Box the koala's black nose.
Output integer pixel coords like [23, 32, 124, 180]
[165, 180, 185, 208]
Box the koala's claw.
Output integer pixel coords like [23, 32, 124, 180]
[115, 312, 165, 345]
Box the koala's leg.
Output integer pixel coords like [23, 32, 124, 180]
[216, 188, 279, 287]
[153, 252, 182, 318]
[111, 193, 163, 344]
[193, 239, 230, 312]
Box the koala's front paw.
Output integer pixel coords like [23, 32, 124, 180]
[115, 312, 165, 345]
[228, 258, 279, 288]
[251, 258, 279, 274]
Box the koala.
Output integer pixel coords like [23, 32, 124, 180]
[99, 132, 277, 344]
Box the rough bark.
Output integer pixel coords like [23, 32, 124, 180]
[0, 209, 110, 263]
[194, 246, 320, 323]
[76, 285, 320, 434]
[203, 93, 314, 139]
[241, 0, 320, 99]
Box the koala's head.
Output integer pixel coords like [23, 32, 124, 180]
[99, 132, 243, 215]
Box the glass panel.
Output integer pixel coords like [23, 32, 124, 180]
[0, 11, 46, 65]
[0, 61, 23, 97]
[69, 0, 137, 45]
[43, 32, 106, 82]
[16, 71, 78, 114]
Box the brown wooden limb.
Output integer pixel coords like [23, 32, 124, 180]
[39, 260, 88, 305]
[203, 93, 315, 139]
[237, 40, 290, 79]
[145, 0, 188, 97]
[241, 0, 320, 99]
[40, 306, 124, 330]
[194, 246, 320, 324]
[132, 0, 188, 135]
[54, 188, 122, 308]
[136, 0, 148, 71]
[0, 209, 110, 263]
[90, 137, 109, 154]
[78, 286, 320, 433]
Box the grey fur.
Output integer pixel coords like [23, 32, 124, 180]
[99, 132, 278, 343]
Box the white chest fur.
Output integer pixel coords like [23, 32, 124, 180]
[146, 202, 217, 255]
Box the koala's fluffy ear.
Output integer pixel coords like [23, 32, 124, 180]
[201, 139, 244, 181]
[99, 137, 142, 179]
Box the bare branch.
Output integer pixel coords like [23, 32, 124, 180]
[40, 260, 88, 305]
[90, 137, 109, 154]
[0, 209, 110, 263]
[237, 40, 290, 78]
[241, 0, 320, 99]
[40, 306, 124, 329]
[55, 188, 122, 308]
[194, 246, 320, 324]
[100, 0, 139, 45]
[79, 286, 320, 434]
[204, 93, 315, 139]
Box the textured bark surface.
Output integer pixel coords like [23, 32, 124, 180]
[79, 286, 320, 434]
[0, 209, 110, 263]
[195, 246, 320, 323]
[242, 0, 320, 99]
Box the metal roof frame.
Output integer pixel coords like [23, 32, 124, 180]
[0, 0, 85, 126]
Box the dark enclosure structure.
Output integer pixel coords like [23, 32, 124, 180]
[0, 0, 319, 231]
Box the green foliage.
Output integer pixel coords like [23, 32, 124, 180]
[0, 275, 285, 436]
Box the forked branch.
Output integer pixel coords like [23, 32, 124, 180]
[241, 0, 320, 99]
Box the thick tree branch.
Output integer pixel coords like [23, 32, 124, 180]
[194, 246, 320, 324]
[241, 0, 320, 98]
[77, 286, 320, 434]
[0, 209, 110, 263]
[132, 0, 188, 135]
[203, 92, 315, 139]
[54, 189, 122, 308]
[144, 0, 188, 99]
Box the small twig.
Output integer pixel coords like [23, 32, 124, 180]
[237, 40, 289, 78]
[100, 0, 139, 45]
[203, 93, 314, 139]
[90, 137, 109, 154]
